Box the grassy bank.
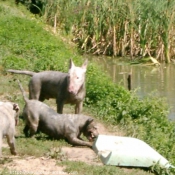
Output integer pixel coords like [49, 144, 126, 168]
[0, 1, 175, 175]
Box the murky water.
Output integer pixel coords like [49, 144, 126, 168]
[94, 57, 175, 120]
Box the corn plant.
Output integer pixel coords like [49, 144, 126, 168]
[37, 0, 175, 62]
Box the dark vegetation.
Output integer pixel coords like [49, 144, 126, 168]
[16, 0, 175, 63]
[0, 1, 175, 174]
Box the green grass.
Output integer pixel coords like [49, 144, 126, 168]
[2, 117, 71, 157]
[0, 1, 175, 175]
[38, 0, 175, 62]
[59, 161, 152, 175]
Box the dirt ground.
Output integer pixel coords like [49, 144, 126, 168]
[0, 96, 121, 175]
[0, 122, 119, 175]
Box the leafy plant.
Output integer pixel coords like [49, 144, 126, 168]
[24, 0, 175, 62]
[1, 1, 175, 174]
[47, 147, 67, 161]
[59, 161, 150, 175]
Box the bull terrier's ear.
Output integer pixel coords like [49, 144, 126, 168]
[86, 118, 94, 125]
[69, 59, 75, 69]
[13, 103, 19, 112]
[81, 59, 88, 70]
[83, 118, 94, 128]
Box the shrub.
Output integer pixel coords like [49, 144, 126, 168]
[1, 2, 175, 174]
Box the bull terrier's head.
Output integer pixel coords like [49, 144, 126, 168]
[13, 103, 20, 126]
[83, 118, 99, 142]
[68, 59, 88, 95]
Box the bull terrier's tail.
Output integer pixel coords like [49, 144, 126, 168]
[17, 80, 29, 103]
[7, 69, 35, 76]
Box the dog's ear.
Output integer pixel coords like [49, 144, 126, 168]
[13, 103, 19, 112]
[81, 59, 88, 70]
[69, 58, 75, 69]
[84, 118, 94, 128]
[87, 118, 93, 124]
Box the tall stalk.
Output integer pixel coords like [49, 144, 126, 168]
[40, 0, 175, 62]
[160, 0, 175, 63]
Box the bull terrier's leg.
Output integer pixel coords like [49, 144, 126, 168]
[23, 114, 39, 137]
[56, 99, 64, 114]
[67, 133, 92, 147]
[6, 135, 16, 155]
[29, 122, 39, 137]
[68, 137, 92, 147]
[0, 133, 2, 156]
[23, 124, 30, 137]
[29, 80, 41, 100]
[75, 101, 83, 114]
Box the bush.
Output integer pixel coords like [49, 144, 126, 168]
[1, 2, 175, 174]
[85, 62, 175, 173]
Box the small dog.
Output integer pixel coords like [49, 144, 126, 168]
[0, 102, 20, 156]
[18, 80, 98, 147]
[8, 59, 88, 114]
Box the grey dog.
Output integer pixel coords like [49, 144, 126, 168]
[18, 80, 99, 147]
[0, 102, 20, 156]
[8, 59, 88, 114]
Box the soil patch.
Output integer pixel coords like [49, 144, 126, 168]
[0, 121, 116, 175]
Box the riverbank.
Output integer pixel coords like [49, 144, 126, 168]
[93, 58, 175, 120]
[0, 1, 175, 175]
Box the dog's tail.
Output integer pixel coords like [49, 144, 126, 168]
[17, 80, 28, 103]
[8, 69, 35, 76]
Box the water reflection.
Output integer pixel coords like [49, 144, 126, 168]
[95, 57, 175, 120]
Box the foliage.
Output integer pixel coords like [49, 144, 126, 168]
[46, 147, 68, 161]
[0, 1, 75, 72]
[1, 1, 175, 174]
[86, 62, 175, 171]
[21, 0, 175, 62]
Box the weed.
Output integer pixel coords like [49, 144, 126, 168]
[0, 158, 13, 165]
[47, 147, 68, 161]
[0, 1, 175, 174]
[59, 161, 150, 175]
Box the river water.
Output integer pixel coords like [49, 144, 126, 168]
[94, 57, 175, 120]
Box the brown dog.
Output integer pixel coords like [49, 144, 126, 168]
[8, 59, 88, 114]
[18, 80, 98, 147]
